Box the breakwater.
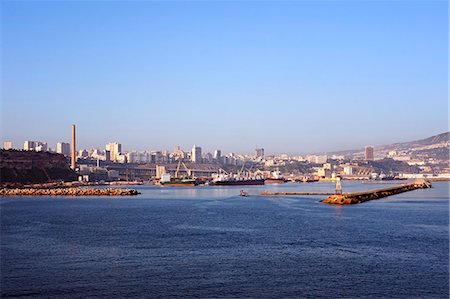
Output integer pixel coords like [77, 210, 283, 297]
[0, 187, 140, 196]
[321, 179, 432, 205]
[261, 191, 334, 196]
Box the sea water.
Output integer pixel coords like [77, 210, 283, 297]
[1, 181, 448, 298]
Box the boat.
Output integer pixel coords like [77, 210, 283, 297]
[212, 178, 265, 186]
[158, 172, 198, 187]
[298, 176, 319, 183]
[211, 165, 265, 186]
[264, 170, 286, 184]
[159, 179, 198, 187]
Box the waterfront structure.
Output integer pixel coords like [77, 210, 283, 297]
[365, 146, 374, 161]
[71, 124, 76, 170]
[56, 142, 70, 156]
[255, 148, 264, 159]
[106, 142, 122, 162]
[3, 141, 12, 150]
[192, 145, 202, 163]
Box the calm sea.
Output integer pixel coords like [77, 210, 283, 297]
[1, 181, 448, 298]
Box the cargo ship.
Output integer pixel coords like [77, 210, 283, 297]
[159, 179, 198, 187]
[158, 173, 198, 187]
[264, 170, 286, 184]
[211, 172, 265, 186]
[212, 178, 265, 186]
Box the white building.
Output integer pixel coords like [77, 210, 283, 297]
[3, 141, 12, 150]
[106, 142, 122, 162]
[24, 141, 36, 151]
[213, 150, 221, 160]
[24, 141, 47, 151]
[343, 166, 354, 176]
[56, 142, 71, 156]
[306, 155, 328, 164]
[126, 151, 151, 164]
[35, 142, 48, 152]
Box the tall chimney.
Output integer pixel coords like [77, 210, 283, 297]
[71, 124, 76, 170]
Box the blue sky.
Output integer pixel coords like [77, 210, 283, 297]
[1, 0, 448, 154]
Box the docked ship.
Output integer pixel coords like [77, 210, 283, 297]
[158, 173, 198, 187]
[159, 179, 198, 187]
[211, 172, 265, 186]
[264, 170, 286, 184]
[298, 176, 319, 183]
[213, 178, 265, 186]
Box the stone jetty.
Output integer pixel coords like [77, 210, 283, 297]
[261, 191, 335, 196]
[0, 187, 140, 197]
[321, 179, 432, 205]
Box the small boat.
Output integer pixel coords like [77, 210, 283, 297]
[239, 190, 248, 197]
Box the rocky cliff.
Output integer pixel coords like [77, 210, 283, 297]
[0, 149, 77, 184]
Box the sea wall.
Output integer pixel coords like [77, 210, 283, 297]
[321, 180, 432, 205]
[0, 187, 140, 196]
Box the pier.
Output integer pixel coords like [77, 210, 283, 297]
[322, 179, 432, 204]
[261, 191, 335, 196]
[260, 179, 432, 205]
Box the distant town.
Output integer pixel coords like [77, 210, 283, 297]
[1, 126, 449, 185]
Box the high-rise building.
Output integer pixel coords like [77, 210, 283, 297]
[213, 150, 221, 160]
[365, 146, 374, 161]
[56, 142, 71, 156]
[24, 141, 36, 151]
[106, 142, 122, 162]
[192, 145, 202, 163]
[35, 142, 48, 152]
[3, 141, 12, 150]
[255, 148, 264, 158]
[24, 141, 47, 151]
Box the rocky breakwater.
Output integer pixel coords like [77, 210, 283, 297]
[0, 187, 140, 197]
[321, 179, 432, 205]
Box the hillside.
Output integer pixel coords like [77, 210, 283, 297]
[377, 132, 449, 151]
[0, 149, 77, 184]
[327, 132, 449, 156]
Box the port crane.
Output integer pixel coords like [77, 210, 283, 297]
[175, 159, 192, 178]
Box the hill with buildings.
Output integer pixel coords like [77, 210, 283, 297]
[328, 132, 449, 157]
[0, 149, 77, 185]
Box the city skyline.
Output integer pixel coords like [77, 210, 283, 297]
[1, 1, 448, 153]
[3, 129, 448, 157]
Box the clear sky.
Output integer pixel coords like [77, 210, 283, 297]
[1, 0, 448, 155]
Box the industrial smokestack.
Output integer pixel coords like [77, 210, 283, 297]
[71, 124, 76, 170]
